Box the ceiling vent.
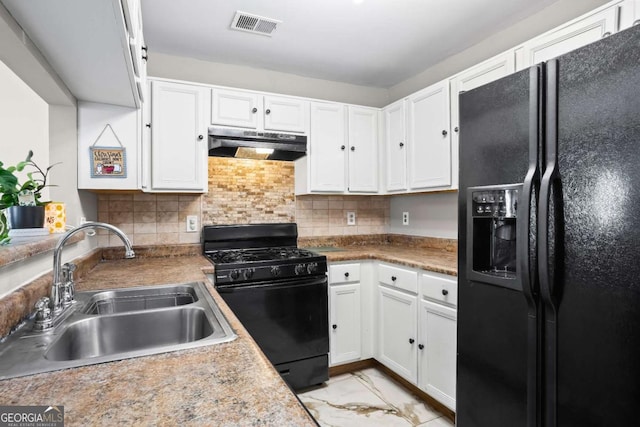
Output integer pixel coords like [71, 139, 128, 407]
[231, 11, 281, 36]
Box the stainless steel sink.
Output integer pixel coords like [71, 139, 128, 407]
[81, 285, 198, 315]
[0, 282, 236, 379]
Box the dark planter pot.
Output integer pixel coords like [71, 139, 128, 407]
[5, 206, 45, 229]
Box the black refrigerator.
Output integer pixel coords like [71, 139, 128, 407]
[457, 24, 640, 427]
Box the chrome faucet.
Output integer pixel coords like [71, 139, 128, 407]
[34, 222, 135, 330]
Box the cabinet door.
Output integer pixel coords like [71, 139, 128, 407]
[348, 106, 379, 193]
[150, 81, 208, 191]
[264, 95, 308, 133]
[378, 285, 418, 383]
[450, 51, 515, 189]
[309, 102, 347, 192]
[211, 88, 260, 129]
[330, 283, 362, 365]
[419, 299, 457, 411]
[407, 81, 451, 190]
[516, 6, 619, 69]
[384, 100, 407, 191]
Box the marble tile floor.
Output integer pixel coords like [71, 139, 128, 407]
[298, 367, 454, 427]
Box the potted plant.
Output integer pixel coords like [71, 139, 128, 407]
[0, 151, 59, 243]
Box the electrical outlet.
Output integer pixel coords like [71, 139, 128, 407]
[402, 212, 409, 226]
[186, 215, 198, 232]
[347, 211, 356, 226]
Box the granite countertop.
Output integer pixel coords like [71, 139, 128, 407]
[0, 255, 316, 426]
[300, 236, 458, 276]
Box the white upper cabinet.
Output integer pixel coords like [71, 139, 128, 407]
[407, 80, 451, 190]
[2, 0, 146, 108]
[309, 102, 348, 192]
[383, 100, 408, 192]
[264, 95, 309, 133]
[211, 89, 260, 129]
[150, 81, 208, 192]
[516, 5, 620, 69]
[450, 51, 516, 189]
[299, 102, 379, 194]
[348, 106, 379, 193]
[211, 88, 308, 133]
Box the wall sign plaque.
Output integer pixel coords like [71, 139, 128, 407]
[90, 124, 127, 178]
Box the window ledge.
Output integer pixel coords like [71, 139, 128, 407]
[0, 232, 85, 270]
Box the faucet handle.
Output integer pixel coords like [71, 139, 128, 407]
[63, 262, 77, 276]
[34, 297, 53, 330]
[61, 263, 77, 306]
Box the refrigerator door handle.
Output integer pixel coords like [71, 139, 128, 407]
[520, 64, 542, 427]
[540, 58, 561, 427]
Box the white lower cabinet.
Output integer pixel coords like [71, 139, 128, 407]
[418, 299, 457, 411]
[327, 260, 457, 411]
[378, 285, 418, 383]
[330, 283, 362, 365]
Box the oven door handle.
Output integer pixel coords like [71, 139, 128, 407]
[216, 276, 328, 292]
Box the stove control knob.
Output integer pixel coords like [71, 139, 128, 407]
[243, 268, 254, 280]
[229, 270, 240, 280]
[270, 266, 281, 277]
[295, 264, 307, 275]
[307, 262, 318, 274]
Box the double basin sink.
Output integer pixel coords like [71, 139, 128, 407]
[0, 282, 236, 380]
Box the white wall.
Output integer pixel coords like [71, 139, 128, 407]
[0, 8, 97, 299]
[389, 193, 458, 239]
[147, 52, 391, 108]
[388, 0, 611, 101]
[0, 59, 49, 200]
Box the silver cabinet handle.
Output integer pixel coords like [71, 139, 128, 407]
[602, 31, 612, 38]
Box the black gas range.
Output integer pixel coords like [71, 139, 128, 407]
[205, 246, 327, 286]
[203, 223, 329, 390]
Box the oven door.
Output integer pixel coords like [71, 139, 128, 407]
[216, 275, 329, 366]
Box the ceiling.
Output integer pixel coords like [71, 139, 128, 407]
[141, 0, 562, 88]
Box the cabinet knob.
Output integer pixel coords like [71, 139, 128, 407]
[418, 344, 424, 350]
[442, 289, 449, 296]
[252, 107, 258, 113]
[602, 31, 612, 38]
[145, 123, 151, 128]
[344, 272, 349, 278]
[350, 146, 355, 151]
[141, 45, 148, 52]
[341, 145, 346, 150]
[454, 127, 459, 133]
[409, 338, 415, 344]
[265, 109, 271, 115]
[332, 324, 337, 330]
[142, 53, 148, 62]
[442, 129, 448, 136]
[198, 135, 204, 140]
[399, 142, 404, 147]
[391, 276, 397, 282]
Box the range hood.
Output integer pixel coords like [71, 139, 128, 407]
[208, 127, 307, 161]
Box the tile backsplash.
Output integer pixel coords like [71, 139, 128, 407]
[295, 195, 389, 237]
[202, 157, 295, 224]
[97, 157, 389, 246]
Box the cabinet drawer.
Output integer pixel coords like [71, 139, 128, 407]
[330, 263, 360, 284]
[421, 272, 457, 307]
[378, 264, 418, 294]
